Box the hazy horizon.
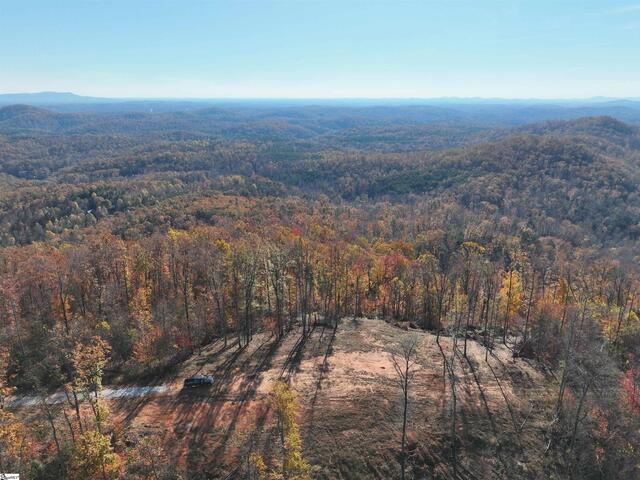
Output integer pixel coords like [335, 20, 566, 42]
[1, 90, 639, 103]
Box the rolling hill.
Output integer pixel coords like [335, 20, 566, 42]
[1, 104, 639, 480]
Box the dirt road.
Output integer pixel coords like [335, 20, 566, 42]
[9, 385, 172, 408]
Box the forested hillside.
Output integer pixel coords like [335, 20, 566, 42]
[1, 104, 640, 479]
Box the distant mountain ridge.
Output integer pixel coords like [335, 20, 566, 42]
[0, 91, 111, 105]
[1, 91, 640, 109]
[2, 102, 640, 139]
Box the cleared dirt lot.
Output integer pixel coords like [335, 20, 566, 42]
[85, 318, 553, 479]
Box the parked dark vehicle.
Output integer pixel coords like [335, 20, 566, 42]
[183, 375, 214, 388]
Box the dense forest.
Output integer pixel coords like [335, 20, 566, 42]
[1, 103, 640, 479]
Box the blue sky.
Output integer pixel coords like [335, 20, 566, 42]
[0, 0, 639, 98]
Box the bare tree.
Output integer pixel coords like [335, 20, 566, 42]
[390, 334, 421, 480]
